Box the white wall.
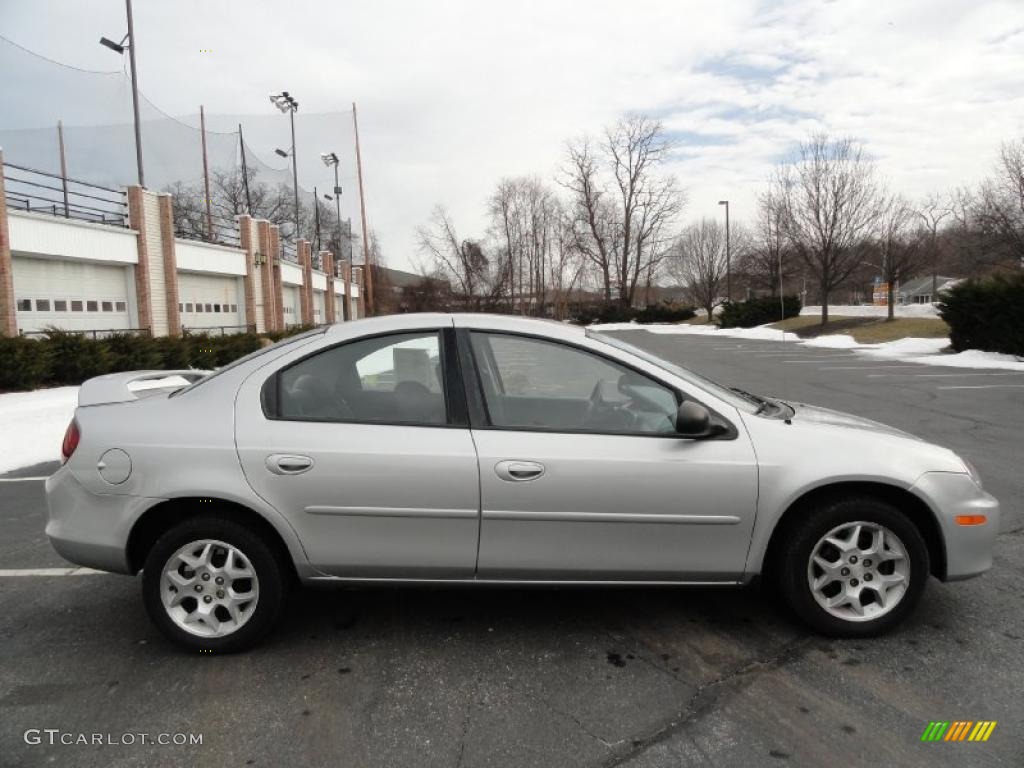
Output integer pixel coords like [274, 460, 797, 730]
[176, 239, 246, 276]
[141, 194, 168, 336]
[9, 210, 137, 265]
[281, 261, 303, 287]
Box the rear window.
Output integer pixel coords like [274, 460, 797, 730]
[171, 328, 326, 397]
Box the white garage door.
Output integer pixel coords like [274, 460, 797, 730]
[313, 290, 325, 325]
[13, 255, 133, 334]
[178, 272, 243, 332]
[282, 285, 301, 327]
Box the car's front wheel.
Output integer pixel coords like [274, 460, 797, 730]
[778, 496, 930, 637]
[142, 517, 286, 652]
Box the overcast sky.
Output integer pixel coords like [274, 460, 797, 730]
[2, 0, 1023, 272]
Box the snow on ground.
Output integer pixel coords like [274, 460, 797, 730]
[589, 321, 1024, 371]
[800, 304, 939, 318]
[0, 374, 199, 475]
[0, 386, 78, 474]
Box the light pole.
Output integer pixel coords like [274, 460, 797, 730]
[100, 0, 144, 187]
[718, 200, 731, 302]
[320, 152, 342, 259]
[270, 91, 300, 242]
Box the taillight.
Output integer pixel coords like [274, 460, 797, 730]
[61, 419, 80, 463]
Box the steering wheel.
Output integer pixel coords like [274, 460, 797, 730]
[584, 380, 635, 431]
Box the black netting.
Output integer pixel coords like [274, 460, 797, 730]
[1, 35, 363, 262]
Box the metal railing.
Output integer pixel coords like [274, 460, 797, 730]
[3, 162, 128, 228]
[19, 327, 150, 340]
[174, 209, 242, 249]
[182, 324, 256, 336]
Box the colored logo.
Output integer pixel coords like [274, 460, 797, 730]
[921, 721, 997, 742]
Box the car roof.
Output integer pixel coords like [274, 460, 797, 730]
[322, 312, 587, 343]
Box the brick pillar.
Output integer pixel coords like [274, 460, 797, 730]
[257, 220, 275, 332]
[341, 259, 352, 321]
[158, 194, 181, 336]
[127, 186, 154, 333]
[238, 215, 257, 332]
[269, 226, 284, 330]
[298, 240, 313, 326]
[322, 252, 336, 325]
[0, 152, 17, 336]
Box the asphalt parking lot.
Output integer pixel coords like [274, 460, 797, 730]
[1, 331, 1021, 768]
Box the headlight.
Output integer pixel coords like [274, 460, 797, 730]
[961, 457, 984, 489]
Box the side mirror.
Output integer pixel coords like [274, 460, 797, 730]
[675, 401, 712, 437]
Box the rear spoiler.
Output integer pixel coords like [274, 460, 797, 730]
[78, 369, 212, 407]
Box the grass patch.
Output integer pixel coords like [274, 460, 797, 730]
[768, 316, 950, 343]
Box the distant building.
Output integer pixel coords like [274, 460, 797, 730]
[897, 276, 960, 305]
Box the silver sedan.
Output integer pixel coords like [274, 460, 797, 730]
[45, 313, 999, 651]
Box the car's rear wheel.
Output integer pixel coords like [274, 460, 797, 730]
[777, 496, 929, 637]
[142, 517, 285, 652]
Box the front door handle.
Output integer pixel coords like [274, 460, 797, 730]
[494, 460, 545, 482]
[266, 454, 314, 475]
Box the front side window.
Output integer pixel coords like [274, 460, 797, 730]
[277, 332, 447, 425]
[469, 332, 677, 434]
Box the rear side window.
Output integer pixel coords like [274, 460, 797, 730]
[275, 332, 447, 426]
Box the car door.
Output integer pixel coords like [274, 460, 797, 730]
[235, 325, 481, 578]
[458, 327, 759, 582]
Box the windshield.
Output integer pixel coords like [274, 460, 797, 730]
[586, 330, 761, 414]
[171, 328, 327, 397]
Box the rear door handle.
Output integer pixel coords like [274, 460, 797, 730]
[266, 454, 314, 475]
[494, 460, 545, 482]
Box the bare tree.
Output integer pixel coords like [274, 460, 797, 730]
[774, 133, 881, 323]
[561, 115, 684, 309]
[740, 191, 790, 296]
[977, 138, 1024, 268]
[487, 177, 566, 315]
[561, 138, 616, 302]
[417, 206, 498, 308]
[915, 192, 952, 300]
[664, 219, 727, 320]
[871, 193, 924, 320]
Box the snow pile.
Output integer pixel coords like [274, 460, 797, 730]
[862, 338, 949, 357]
[800, 304, 939, 318]
[903, 349, 1024, 370]
[0, 387, 78, 474]
[800, 335, 862, 349]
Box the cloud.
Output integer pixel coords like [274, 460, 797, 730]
[2, 0, 1022, 271]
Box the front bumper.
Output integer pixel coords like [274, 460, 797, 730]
[45, 466, 158, 574]
[910, 472, 1000, 581]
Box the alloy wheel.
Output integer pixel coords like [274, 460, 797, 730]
[807, 521, 910, 622]
[159, 539, 260, 638]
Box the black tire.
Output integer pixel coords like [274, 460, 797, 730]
[142, 516, 286, 653]
[776, 495, 930, 638]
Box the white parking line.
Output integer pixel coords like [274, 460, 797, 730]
[753, 353, 853, 358]
[936, 384, 1024, 390]
[784, 357, 858, 363]
[819, 364, 920, 370]
[0, 476, 49, 483]
[0, 567, 106, 577]
[867, 372, 1022, 378]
